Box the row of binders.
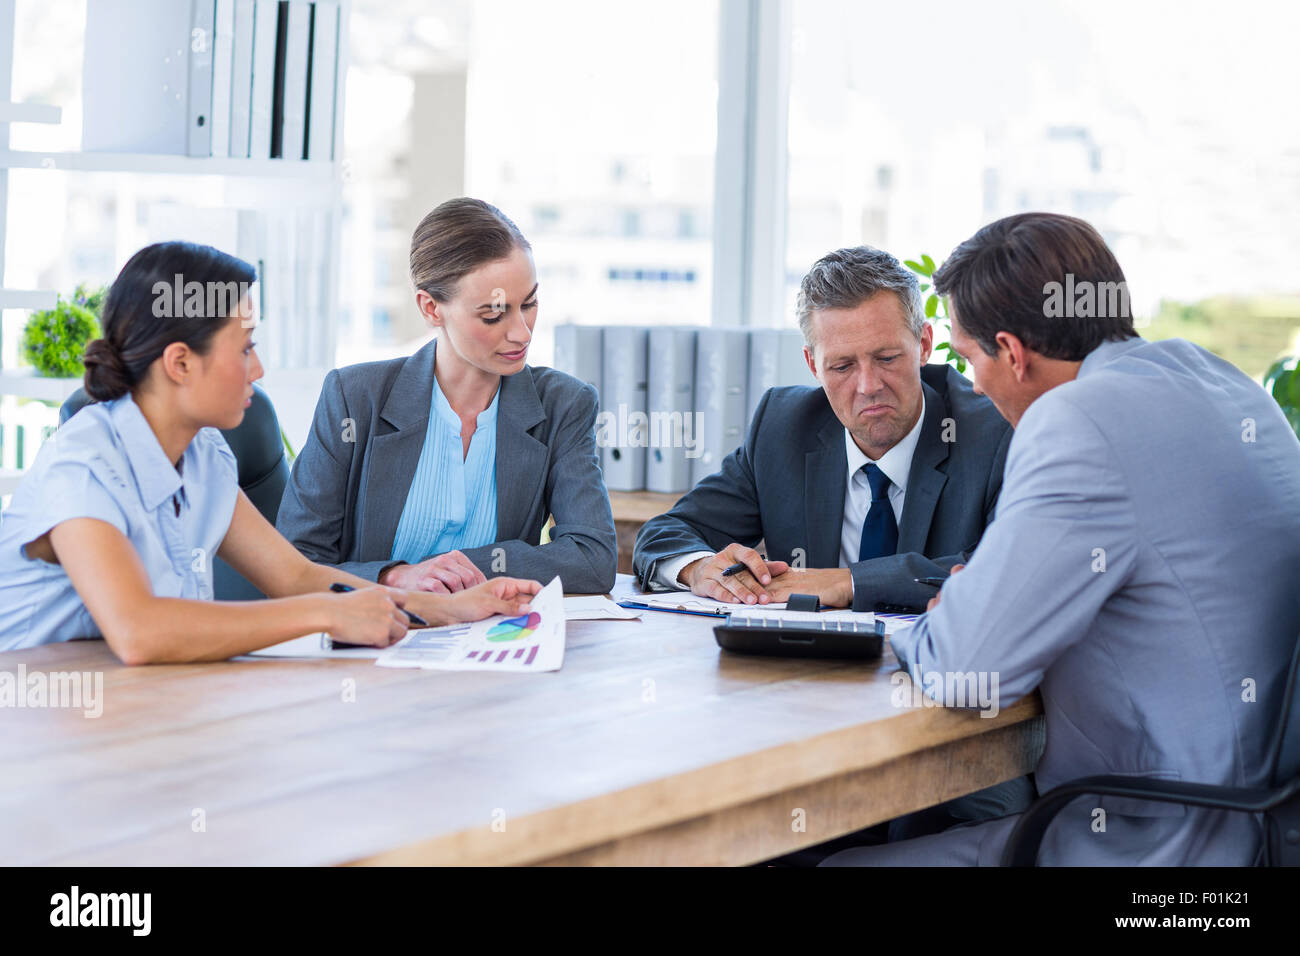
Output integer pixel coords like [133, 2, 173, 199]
[554, 325, 817, 494]
[83, 0, 341, 162]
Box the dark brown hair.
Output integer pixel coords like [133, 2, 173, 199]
[933, 212, 1137, 361]
[409, 197, 530, 301]
[83, 242, 257, 401]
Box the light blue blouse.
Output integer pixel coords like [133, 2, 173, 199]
[0, 393, 238, 651]
[389, 374, 499, 564]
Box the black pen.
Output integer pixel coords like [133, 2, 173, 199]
[720, 562, 748, 577]
[330, 582, 429, 627]
[914, 576, 949, 588]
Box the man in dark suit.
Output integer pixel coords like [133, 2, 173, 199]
[634, 245, 1012, 614]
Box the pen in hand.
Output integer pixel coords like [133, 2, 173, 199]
[913, 576, 949, 588]
[330, 582, 429, 627]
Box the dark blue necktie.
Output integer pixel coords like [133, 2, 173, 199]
[858, 463, 899, 562]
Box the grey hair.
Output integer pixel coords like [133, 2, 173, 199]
[795, 245, 925, 347]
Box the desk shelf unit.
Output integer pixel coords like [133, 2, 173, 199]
[0, 0, 352, 496]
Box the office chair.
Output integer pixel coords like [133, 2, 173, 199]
[59, 383, 290, 601]
[1000, 630, 1300, 866]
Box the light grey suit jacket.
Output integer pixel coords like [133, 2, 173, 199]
[276, 337, 617, 594]
[865, 336, 1300, 866]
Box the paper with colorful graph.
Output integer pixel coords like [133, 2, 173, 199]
[376, 576, 566, 672]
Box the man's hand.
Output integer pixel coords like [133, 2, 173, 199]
[679, 544, 790, 604]
[380, 550, 487, 593]
[926, 563, 965, 612]
[764, 567, 854, 608]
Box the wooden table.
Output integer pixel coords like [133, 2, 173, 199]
[0, 577, 1043, 866]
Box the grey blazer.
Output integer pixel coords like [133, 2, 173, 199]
[276, 337, 617, 594]
[633, 363, 1013, 611]
[838, 336, 1300, 866]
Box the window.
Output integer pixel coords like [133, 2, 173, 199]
[785, 0, 1300, 377]
[342, 0, 720, 368]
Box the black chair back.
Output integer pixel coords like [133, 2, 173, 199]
[59, 384, 289, 600]
[1264, 632, 1300, 864]
[1270, 633, 1300, 789]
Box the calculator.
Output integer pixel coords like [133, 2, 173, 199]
[712, 608, 886, 660]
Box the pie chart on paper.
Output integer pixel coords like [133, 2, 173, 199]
[486, 611, 542, 642]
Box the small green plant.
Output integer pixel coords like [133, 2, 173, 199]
[70, 281, 108, 318]
[903, 254, 965, 373]
[1263, 355, 1300, 441]
[21, 295, 102, 378]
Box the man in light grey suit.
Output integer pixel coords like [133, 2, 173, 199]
[824, 212, 1300, 866]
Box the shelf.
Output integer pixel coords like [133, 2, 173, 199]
[0, 101, 62, 124]
[0, 149, 338, 181]
[0, 288, 57, 310]
[0, 369, 82, 402]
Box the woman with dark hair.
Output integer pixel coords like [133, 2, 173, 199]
[276, 198, 617, 594]
[0, 241, 540, 661]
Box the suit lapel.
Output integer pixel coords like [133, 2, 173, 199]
[494, 368, 548, 540]
[360, 337, 438, 560]
[896, 380, 950, 555]
[803, 408, 847, 569]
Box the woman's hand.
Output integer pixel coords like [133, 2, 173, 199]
[381, 551, 487, 593]
[440, 577, 543, 623]
[327, 586, 412, 646]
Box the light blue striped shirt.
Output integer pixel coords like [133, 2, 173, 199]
[390, 375, 499, 564]
[0, 393, 238, 651]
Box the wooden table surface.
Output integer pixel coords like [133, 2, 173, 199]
[0, 576, 1043, 866]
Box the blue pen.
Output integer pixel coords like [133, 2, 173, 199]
[616, 600, 729, 619]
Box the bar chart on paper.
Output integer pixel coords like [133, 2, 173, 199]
[376, 579, 566, 672]
[465, 644, 542, 666]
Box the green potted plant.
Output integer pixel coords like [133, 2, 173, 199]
[903, 254, 966, 373]
[20, 284, 108, 378]
[1263, 355, 1300, 441]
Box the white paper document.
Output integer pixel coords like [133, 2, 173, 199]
[563, 596, 642, 620]
[874, 613, 921, 635]
[630, 594, 787, 615]
[376, 577, 566, 672]
[246, 633, 383, 660]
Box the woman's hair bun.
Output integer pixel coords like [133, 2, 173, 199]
[82, 337, 132, 401]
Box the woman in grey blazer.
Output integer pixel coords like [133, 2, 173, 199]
[277, 198, 617, 594]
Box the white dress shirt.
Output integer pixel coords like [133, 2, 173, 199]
[653, 396, 926, 591]
[838, 394, 924, 569]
